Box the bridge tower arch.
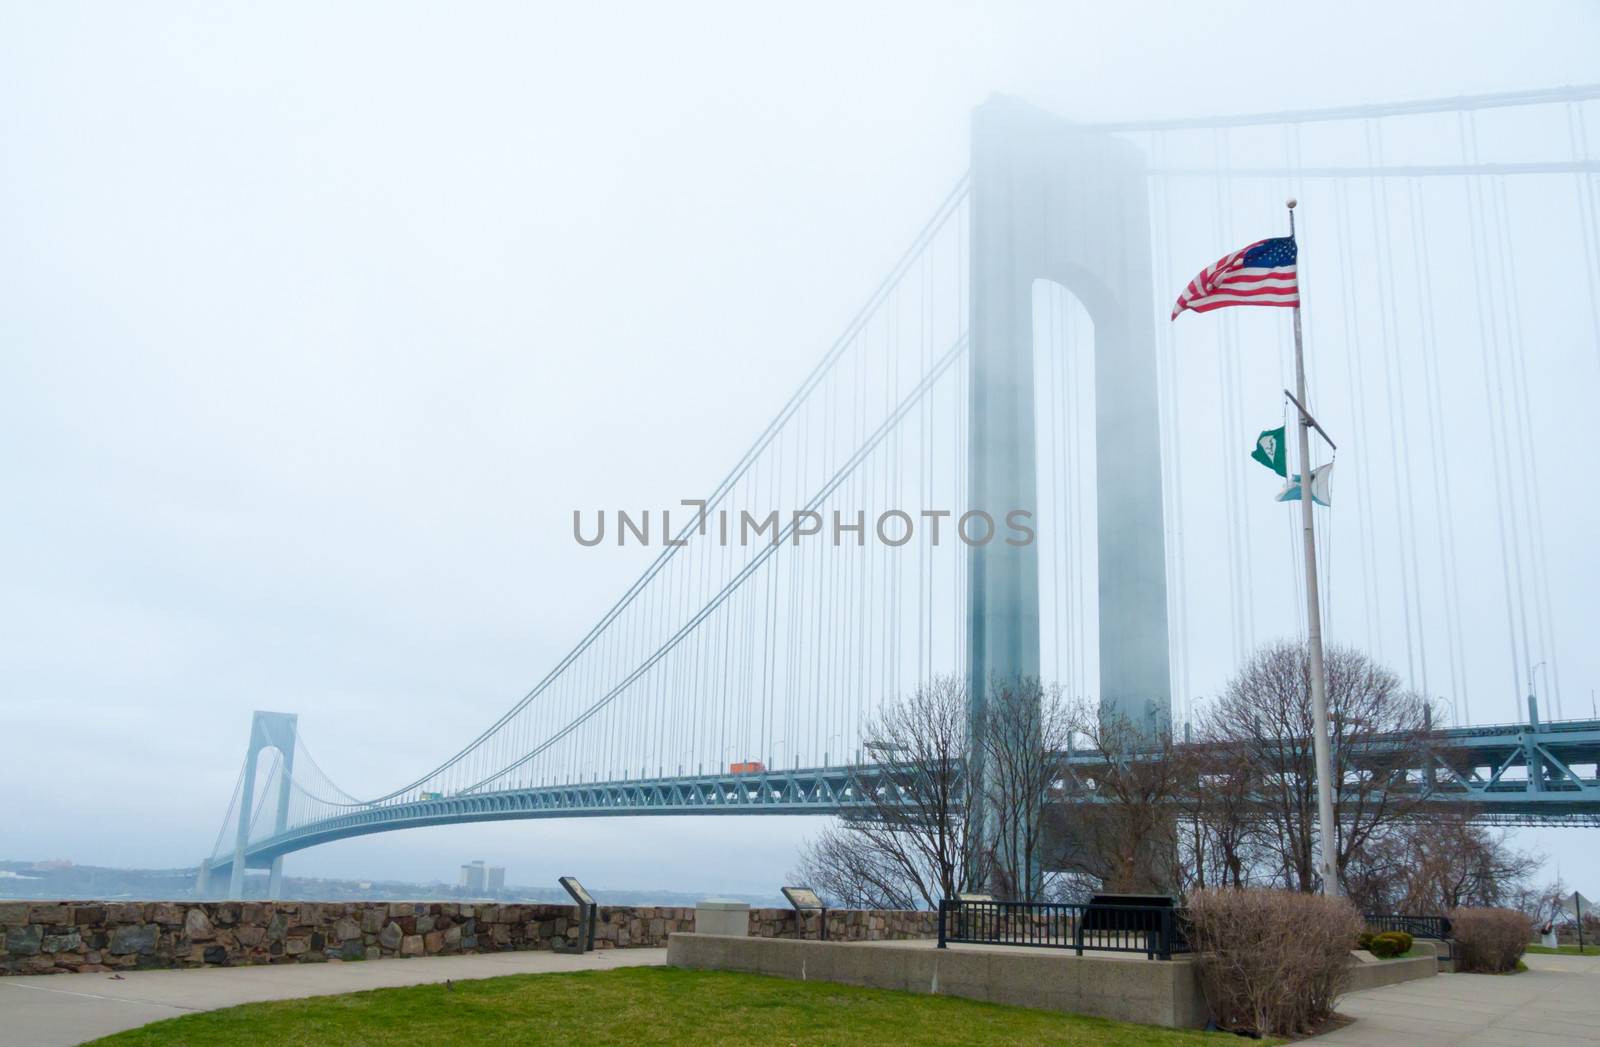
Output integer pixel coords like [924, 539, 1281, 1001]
[201, 710, 298, 900]
[965, 98, 1172, 864]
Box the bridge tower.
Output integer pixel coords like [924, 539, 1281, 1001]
[966, 98, 1172, 873]
[199, 710, 298, 900]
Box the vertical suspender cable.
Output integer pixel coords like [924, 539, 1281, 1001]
[1568, 102, 1600, 373]
[1491, 175, 1565, 719]
[1471, 120, 1535, 715]
[921, 251, 934, 685]
[1224, 153, 1257, 651]
[956, 198, 966, 675]
[1458, 111, 1527, 710]
[1211, 128, 1246, 662]
[1152, 132, 1191, 725]
[1332, 179, 1383, 657]
[1407, 180, 1470, 723]
[1364, 119, 1425, 693]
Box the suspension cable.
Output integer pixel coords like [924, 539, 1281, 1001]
[296, 176, 972, 806]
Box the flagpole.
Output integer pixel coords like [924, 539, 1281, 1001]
[1288, 197, 1341, 897]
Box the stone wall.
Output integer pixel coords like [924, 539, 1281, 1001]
[750, 907, 936, 942]
[0, 901, 934, 976]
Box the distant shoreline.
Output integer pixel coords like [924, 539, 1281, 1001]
[0, 860, 784, 907]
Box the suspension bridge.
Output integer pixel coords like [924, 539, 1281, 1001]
[199, 86, 1600, 898]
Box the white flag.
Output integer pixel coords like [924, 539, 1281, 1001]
[1276, 463, 1333, 507]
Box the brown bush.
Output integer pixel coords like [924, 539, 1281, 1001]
[1449, 907, 1531, 973]
[1187, 888, 1363, 1037]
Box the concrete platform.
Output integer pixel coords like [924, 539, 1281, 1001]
[667, 932, 1209, 1028]
[0, 946, 668, 1047]
[667, 932, 1442, 1031]
[1345, 954, 1438, 992]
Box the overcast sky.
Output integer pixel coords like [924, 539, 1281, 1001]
[2, 1, 1596, 898]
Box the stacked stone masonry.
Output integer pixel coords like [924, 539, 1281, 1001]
[0, 901, 935, 976]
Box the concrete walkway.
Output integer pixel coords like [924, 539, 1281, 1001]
[1314, 952, 1600, 1045]
[0, 947, 668, 1047]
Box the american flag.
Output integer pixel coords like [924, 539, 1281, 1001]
[1171, 236, 1299, 320]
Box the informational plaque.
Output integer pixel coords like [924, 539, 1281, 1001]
[559, 876, 595, 908]
[782, 886, 824, 911]
[782, 885, 828, 941]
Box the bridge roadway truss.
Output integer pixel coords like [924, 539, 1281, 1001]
[201, 714, 1599, 885]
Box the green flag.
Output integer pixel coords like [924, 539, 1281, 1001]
[1251, 425, 1287, 477]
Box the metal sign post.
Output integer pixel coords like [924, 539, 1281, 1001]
[781, 886, 828, 941]
[558, 876, 598, 953]
[1564, 891, 1592, 952]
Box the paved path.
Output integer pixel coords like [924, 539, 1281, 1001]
[0, 947, 668, 1047]
[1314, 952, 1600, 1045]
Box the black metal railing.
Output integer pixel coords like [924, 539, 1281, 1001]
[1364, 913, 1451, 940]
[937, 898, 1190, 959]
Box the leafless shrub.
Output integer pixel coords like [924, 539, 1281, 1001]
[1187, 888, 1362, 1037]
[1449, 907, 1532, 973]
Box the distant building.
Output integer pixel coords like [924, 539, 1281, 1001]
[459, 860, 506, 895]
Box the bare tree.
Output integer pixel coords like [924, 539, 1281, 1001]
[1339, 827, 1417, 913]
[1340, 810, 1515, 916]
[1509, 875, 1568, 932]
[1201, 641, 1435, 894]
[791, 822, 928, 911]
[794, 675, 987, 909]
[981, 675, 1072, 901]
[1178, 741, 1269, 891]
[1394, 813, 1540, 913]
[1050, 702, 1195, 895]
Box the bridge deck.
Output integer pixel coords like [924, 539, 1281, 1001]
[203, 717, 1600, 878]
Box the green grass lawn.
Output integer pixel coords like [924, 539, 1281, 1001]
[86, 966, 1258, 1047]
[1526, 943, 1600, 956]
